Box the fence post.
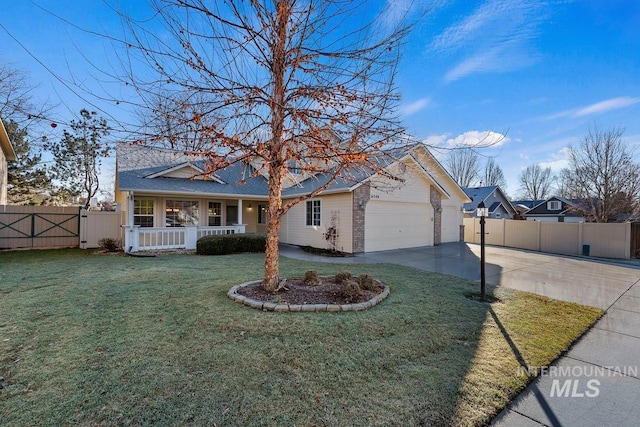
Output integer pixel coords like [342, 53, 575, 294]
[80, 208, 87, 249]
[577, 222, 583, 256]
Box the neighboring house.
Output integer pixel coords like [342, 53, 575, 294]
[0, 119, 17, 205]
[511, 199, 544, 220]
[462, 185, 517, 219]
[115, 142, 470, 253]
[523, 196, 586, 222]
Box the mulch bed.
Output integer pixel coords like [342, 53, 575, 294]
[237, 276, 385, 305]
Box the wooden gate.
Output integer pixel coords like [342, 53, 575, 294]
[631, 222, 640, 259]
[0, 206, 80, 249]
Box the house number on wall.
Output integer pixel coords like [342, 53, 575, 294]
[370, 194, 380, 199]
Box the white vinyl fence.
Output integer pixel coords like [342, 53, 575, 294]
[463, 218, 632, 259]
[79, 210, 124, 249]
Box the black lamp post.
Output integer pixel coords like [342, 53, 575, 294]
[477, 200, 488, 301]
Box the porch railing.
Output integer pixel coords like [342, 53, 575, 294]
[123, 225, 246, 252]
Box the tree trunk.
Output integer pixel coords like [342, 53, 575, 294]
[263, 1, 289, 292]
[263, 166, 283, 292]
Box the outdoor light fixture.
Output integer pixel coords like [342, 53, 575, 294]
[477, 201, 487, 301]
[476, 201, 489, 218]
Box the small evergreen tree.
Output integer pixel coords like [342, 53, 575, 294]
[4, 119, 52, 205]
[46, 109, 110, 210]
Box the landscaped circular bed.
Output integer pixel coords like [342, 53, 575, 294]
[228, 271, 390, 312]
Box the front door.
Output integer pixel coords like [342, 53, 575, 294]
[226, 206, 238, 225]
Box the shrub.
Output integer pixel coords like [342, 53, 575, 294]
[334, 270, 352, 284]
[196, 234, 266, 255]
[356, 274, 377, 291]
[302, 270, 320, 286]
[98, 238, 122, 252]
[337, 280, 361, 303]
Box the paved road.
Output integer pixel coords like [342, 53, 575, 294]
[280, 242, 640, 426]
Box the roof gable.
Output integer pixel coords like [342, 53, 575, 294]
[462, 185, 515, 214]
[144, 163, 225, 184]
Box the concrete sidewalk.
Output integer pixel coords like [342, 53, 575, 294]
[280, 242, 640, 426]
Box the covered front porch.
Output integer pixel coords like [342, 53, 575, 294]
[121, 192, 267, 252]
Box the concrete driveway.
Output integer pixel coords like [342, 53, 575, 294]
[280, 242, 640, 426]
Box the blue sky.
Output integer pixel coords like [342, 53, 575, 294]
[2, 0, 639, 197]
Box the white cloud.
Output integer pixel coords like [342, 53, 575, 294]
[430, 0, 548, 82]
[574, 97, 640, 117]
[444, 42, 540, 82]
[400, 98, 430, 116]
[445, 130, 510, 148]
[538, 147, 571, 172]
[545, 97, 640, 120]
[382, 0, 426, 30]
[421, 133, 449, 146]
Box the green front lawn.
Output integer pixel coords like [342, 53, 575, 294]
[0, 249, 602, 426]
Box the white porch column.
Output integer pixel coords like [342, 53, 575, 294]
[127, 191, 135, 226]
[123, 225, 140, 253]
[237, 199, 243, 225]
[185, 226, 198, 249]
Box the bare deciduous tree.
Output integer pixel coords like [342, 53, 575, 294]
[562, 126, 640, 222]
[136, 90, 219, 151]
[107, 0, 415, 291]
[483, 158, 506, 190]
[446, 149, 480, 187]
[518, 164, 553, 200]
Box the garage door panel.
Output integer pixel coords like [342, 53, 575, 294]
[365, 201, 432, 252]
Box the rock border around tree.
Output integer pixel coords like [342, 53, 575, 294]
[227, 279, 391, 312]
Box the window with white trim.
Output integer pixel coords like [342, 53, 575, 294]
[258, 203, 267, 225]
[306, 200, 321, 226]
[547, 200, 561, 211]
[165, 200, 199, 227]
[208, 201, 222, 226]
[133, 199, 154, 227]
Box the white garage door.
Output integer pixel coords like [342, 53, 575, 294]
[364, 201, 433, 252]
[441, 205, 461, 243]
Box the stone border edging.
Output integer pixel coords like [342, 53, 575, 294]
[227, 279, 390, 312]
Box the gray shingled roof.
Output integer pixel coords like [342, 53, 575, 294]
[117, 144, 269, 196]
[461, 185, 499, 211]
[116, 143, 417, 197]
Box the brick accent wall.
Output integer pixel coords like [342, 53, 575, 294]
[430, 185, 442, 245]
[352, 182, 370, 253]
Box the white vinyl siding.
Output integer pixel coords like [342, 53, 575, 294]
[441, 205, 461, 243]
[280, 193, 353, 252]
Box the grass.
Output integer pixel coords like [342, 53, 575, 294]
[0, 249, 602, 426]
